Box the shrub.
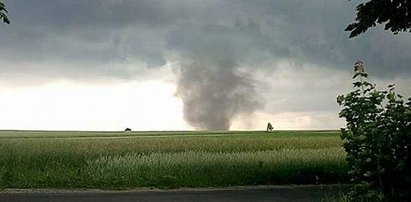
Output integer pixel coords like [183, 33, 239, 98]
[337, 61, 411, 201]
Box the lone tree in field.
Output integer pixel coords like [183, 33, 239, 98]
[0, 0, 10, 25]
[346, 0, 411, 38]
[266, 122, 273, 132]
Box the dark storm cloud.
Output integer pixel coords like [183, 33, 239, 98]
[0, 0, 410, 129]
[1, 0, 410, 78]
[176, 60, 262, 130]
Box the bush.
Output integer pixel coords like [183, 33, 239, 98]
[337, 61, 411, 201]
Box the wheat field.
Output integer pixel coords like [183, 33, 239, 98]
[0, 130, 348, 189]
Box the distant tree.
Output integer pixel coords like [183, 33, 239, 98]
[266, 122, 273, 132]
[346, 0, 411, 38]
[0, 0, 10, 24]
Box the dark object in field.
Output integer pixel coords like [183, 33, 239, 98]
[266, 123, 273, 132]
[124, 128, 132, 132]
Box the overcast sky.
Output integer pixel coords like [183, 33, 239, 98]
[0, 0, 410, 131]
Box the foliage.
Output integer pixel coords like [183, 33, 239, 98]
[337, 61, 411, 201]
[0, 0, 10, 24]
[267, 122, 274, 132]
[0, 131, 348, 188]
[346, 0, 411, 38]
[322, 192, 351, 202]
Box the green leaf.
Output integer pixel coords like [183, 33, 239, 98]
[353, 81, 362, 87]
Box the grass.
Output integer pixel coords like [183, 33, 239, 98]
[0, 130, 348, 189]
[0, 130, 339, 139]
[322, 192, 351, 202]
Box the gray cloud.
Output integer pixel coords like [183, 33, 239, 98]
[0, 0, 410, 129]
[176, 60, 262, 130]
[1, 0, 410, 78]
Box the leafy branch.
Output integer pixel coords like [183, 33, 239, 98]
[337, 61, 411, 201]
[0, 0, 10, 24]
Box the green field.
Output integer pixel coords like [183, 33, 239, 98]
[0, 130, 348, 189]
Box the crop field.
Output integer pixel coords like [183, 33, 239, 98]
[0, 130, 348, 189]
